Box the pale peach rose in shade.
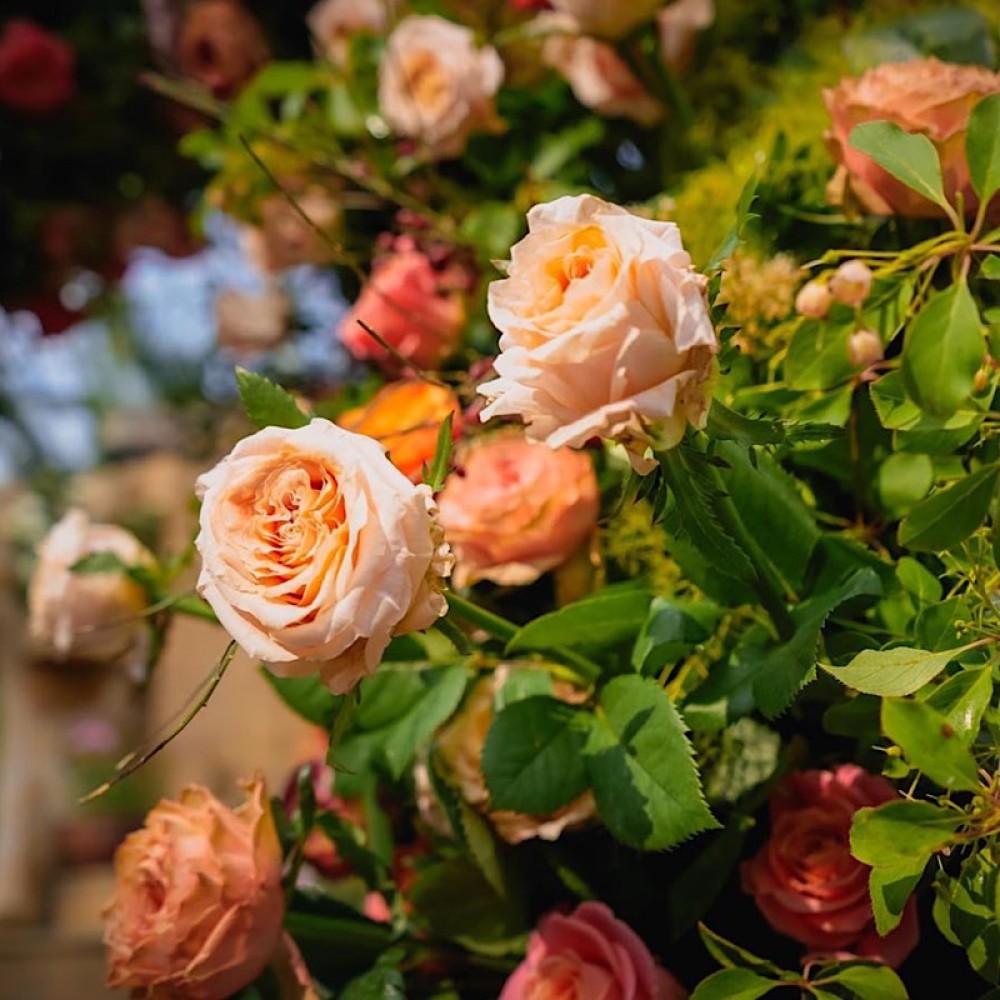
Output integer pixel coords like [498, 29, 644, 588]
[338, 381, 462, 483]
[176, 0, 270, 101]
[542, 23, 663, 126]
[824, 58, 1000, 219]
[435, 671, 596, 844]
[307, 0, 394, 67]
[549, 0, 664, 39]
[340, 247, 466, 373]
[255, 185, 341, 273]
[438, 434, 599, 588]
[194, 420, 451, 694]
[657, 0, 714, 74]
[378, 15, 504, 160]
[500, 901, 687, 1000]
[28, 509, 153, 664]
[741, 764, 919, 968]
[103, 777, 285, 1000]
[478, 194, 717, 474]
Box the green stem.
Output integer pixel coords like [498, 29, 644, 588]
[445, 592, 603, 685]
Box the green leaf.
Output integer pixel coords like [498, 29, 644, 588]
[968, 93, 1000, 203]
[697, 924, 785, 976]
[915, 596, 970, 651]
[901, 280, 984, 418]
[424, 411, 454, 492]
[983, 256, 1000, 280]
[822, 645, 967, 696]
[689, 968, 777, 1000]
[933, 851, 1000, 985]
[705, 401, 785, 447]
[882, 698, 982, 792]
[235, 368, 310, 429]
[849, 121, 950, 213]
[339, 962, 407, 999]
[530, 117, 606, 180]
[870, 371, 983, 433]
[584, 675, 718, 850]
[868, 858, 927, 936]
[506, 586, 652, 655]
[493, 668, 554, 709]
[261, 668, 341, 728]
[925, 667, 993, 744]
[632, 597, 721, 674]
[481, 696, 590, 813]
[898, 462, 999, 551]
[816, 963, 909, 999]
[706, 170, 758, 274]
[314, 812, 389, 891]
[878, 452, 933, 516]
[785, 319, 853, 391]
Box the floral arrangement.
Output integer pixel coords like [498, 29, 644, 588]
[20, 0, 1000, 997]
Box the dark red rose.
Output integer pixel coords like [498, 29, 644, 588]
[0, 19, 75, 115]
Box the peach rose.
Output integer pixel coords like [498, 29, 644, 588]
[824, 58, 1000, 219]
[542, 21, 662, 126]
[378, 15, 504, 160]
[741, 764, 919, 967]
[435, 670, 596, 844]
[104, 777, 285, 999]
[340, 246, 466, 373]
[28, 509, 153, 664]
[478, 194, 717, 473]
[500, 902, 687, 999]
[194, 419, 451, 694]
[549, 0, 664, 39]
[338, 381, 461, 482]
[176, 0, 270, 101]
[307, 0, 394, 67]
[438, 434, 599, 587]
[657, 0, 714, 74]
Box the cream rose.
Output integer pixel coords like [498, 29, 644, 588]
[195, 419, 451, 694]
[28, 509, 153, 664]
[549, 0, 664, 39]
[378, 15, 504, 160]
[307, 0, 393, 67]
[478, 194, 718, 473]
[435, 670, 596, 844]
[543, 24, 662, 126]
[104, 776, 285, 999]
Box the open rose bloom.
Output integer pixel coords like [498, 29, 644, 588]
[103, 777, 285, 999]
[741, 765, 919, 967]
[824, 57, 1000, 218]
[438, 433, 599, 587]
[479, 195, 717, 473]
[500, 901, 686, 999]
[194, 419, 451, 693]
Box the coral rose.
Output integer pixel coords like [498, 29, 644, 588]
[307, 0, 394, 67]
[500, 901, 687, 999]
[194, 419, 451, 694]
[378, 15, 504, 160]
[542, 21, 662, 126]
[549, 0, 664, 40]
[741, 764, 919, 967]
[103, 777, 285, 999]
[438, 434, 599, 587]
[338, 380, 461, 482]
[435, 669, 596, 844]
[340, 245, 466, 373]
[0, 19, 75, 114]
[176, 0, 270, 101]
[478, 194, 717, 473]
[28, 509, 153, 664]
[824, 58, 1000, 219]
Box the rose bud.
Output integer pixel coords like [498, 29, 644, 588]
[28, 510, 153, 665]
[829, 260, 872, 308]
[500, 901, 687, 999]
[795, 280, 833, 319]
[103, 777, 285, 999]
[847, 329, 883, 369]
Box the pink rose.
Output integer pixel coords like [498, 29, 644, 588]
[103, 777, 285, 999]
[340, 246, 466, 373]
[500, 901, 686, 999]
[194, 420, 451, 694]
[478, 194, 717, 473]
[0, 19, 75, 114]
[438, 434, 599, 587]
[741, 764, 919, 967]
[824, 58, 1000, 218]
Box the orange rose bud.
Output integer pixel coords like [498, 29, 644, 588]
[339, 381, 461, 483]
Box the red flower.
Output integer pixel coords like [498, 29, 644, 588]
[0, 19, 75, 114]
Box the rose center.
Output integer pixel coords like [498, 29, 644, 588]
[401, 50, 451, 115]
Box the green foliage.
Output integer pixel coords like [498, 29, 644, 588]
[261, 669, 342, 729]
[934, 850, 1000, 985]
[235, 368, 311, 430]
[424, 412, 454, 492]
[823, 645, 968, 696]
[968, 94, 1000, 205]
[898, 462, 999, 551]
